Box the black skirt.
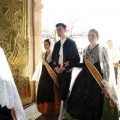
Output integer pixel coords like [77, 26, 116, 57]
[37, 62, 54, 104]
[0, 106, 13, 120]
[66, 61, 104, 120]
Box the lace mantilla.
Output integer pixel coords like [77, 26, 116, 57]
[0, 48, 26, 120]
[99, 46, 120, 110]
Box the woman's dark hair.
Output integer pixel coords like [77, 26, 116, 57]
[44, 39, 51, 45]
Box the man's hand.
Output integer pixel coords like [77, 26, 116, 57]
[64, 61, 69, 67]
[55, 67, 66, 73]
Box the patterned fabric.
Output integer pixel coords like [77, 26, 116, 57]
[101, 47, 110, 82]
[85, 44, 99, 64]
[66, 44, 120, 120]
[37, 51, 60, 115]
[84, 45, 120, 109]
[67, 45, 104, 120]
[0, 48, 26, 120]
[43, 60, 59, 88]
[99, 46, 120, 109]
[84, 58, 103, 88]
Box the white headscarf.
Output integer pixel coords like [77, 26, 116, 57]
[0, 48, 26, 120]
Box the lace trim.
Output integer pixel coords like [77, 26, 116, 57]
[100, 46, 120, 110]
[101, 47, 109, 81]
[0, 48, 26, 119]
[0, 80, 26, 120]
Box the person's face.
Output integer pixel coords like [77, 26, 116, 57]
[44, 41, 50, 51]
[107, 41, 113, 49]
[56, 26, 67, 38]
[88, 31, 98, 44]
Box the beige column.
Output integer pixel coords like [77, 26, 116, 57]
[33, 0, 43, 68]
[30, 0, 43, 102]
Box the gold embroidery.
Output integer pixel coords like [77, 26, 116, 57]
[43, 60, 59, 88]
[84, 58, 102, 88]
[84, 58, 115, 109]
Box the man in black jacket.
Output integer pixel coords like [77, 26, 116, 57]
[52, 23, 80, 120]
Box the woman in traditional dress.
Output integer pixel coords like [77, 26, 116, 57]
[66, 29, 120, 120]
[0, 47, 26, 120]
[35, 39, 60, 115]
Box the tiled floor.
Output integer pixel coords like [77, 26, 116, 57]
[25, 103, 41, 120]
[24, 68, 81, 120]
[25, 103, 59, 120]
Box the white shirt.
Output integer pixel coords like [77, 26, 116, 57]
[58, 38, 66, 67]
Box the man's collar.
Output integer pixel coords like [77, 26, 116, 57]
[60, 37, 67, 44]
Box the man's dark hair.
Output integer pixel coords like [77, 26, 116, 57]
[56, 23, 67, 29]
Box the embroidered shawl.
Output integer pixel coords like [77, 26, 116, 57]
[84, 45, 120, 110]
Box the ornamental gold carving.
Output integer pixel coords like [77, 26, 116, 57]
[0, 0, 31, 105]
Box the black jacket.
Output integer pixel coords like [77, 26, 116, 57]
[52, 38, 80, 71]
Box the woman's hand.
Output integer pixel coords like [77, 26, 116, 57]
[102, 87, 109, 97]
